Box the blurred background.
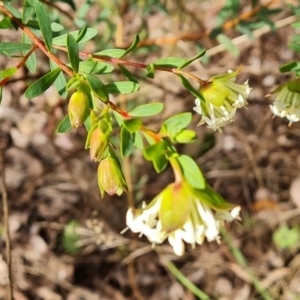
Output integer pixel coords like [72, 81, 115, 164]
[1, 0, 300, 299]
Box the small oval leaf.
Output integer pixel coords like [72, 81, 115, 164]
[106, 81, 139, 94]
[129, 103, 164, 117]
[36, 1, 52, 51]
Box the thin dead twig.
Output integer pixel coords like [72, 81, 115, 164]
[0, 148, 14, 300]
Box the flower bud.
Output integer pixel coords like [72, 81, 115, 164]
[98, 156, 128, 197]
[68, 90, 89, 128]
[90, 127, 109, 161]
[202, 81, 229, 107]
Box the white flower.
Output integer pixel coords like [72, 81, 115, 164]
[193, 69, 252, 132]
[269, 80, 300, 125]
[125, 183, 241, 256]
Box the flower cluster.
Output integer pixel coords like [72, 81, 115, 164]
[126, 182, 240, 256]
[193, 69, 252, 132]
[269, 80, 300, 125]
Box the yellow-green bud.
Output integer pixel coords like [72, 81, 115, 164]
[90, 127, 109, 161]
[202, 81, 229, 107]
[68, 90, 89, 128]
[98, 156, 128, 197]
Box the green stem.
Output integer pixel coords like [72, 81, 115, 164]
[166, 261, 210, 300]
[169, 156, 184, 184]
[221, 229, 273, 300]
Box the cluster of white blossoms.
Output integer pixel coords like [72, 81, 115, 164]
[269, 80, 300, 125]
[193, 69, 252, 132]
[126, 184, 241, 256]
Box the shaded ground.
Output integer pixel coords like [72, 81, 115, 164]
[1, 1, 300, 299]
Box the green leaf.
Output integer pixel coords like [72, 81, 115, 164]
[216, 34, 239, 57]
[84, 116, 92, 132]
[85, 74, 109, 103]
[159, 183, 193, 232]
[94, 49, 126, 58]
[106, 81, 139, 94]
[63, 221, 80, 254]
[279, 61, 300, 73]
[120, 126, 135, 158]
[54, 0, 75, 10]
[22, 34, 37, 72]
[53, 28, 98, 46]
[153, 57, 187, 68]
[23, 0, 35, 24]
[120, 34, 139, 58]
[79, 61, 114, 74]
[0, 43, 32, 55]
[66, 77, 81, 91]
[67, 34, 79, 73]
[112, 110, 124, 126]
[177, 155, 205, 189]
[75, 26, 87, 43]
[25, 67, 61, 98]
[118, 64, 138, 83]
[134, 131, 143, 149]
[0, 67, 17, 80]
[0, 16, 18, 29]
[178, 50, 206, 69]
[161, 112, 192, 134]
[36, 1, 52, 51]
[143, 141, 168, 173]
[51, 22, 64, 32]
[273, 225, 300, 249]
[174, 129, 197, 144]
[56, 114, 72, 133]
[123, 118, 142, 132]
[146, 63, 155, 78]
[193, 184, 233, 210]
[50, 60, 67, 98]
[129, 103, 164, 117]
[178, 75, 204, 100]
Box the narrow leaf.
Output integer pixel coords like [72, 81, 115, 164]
[23, 0, 36, 24]
[51, 22, 64, 32]
[177, 155, 205, 189]
[106, 81, 139, 94]
[178, 75, 204, 100]
[0, 43, 32, 55]
[76, 26, 87, 43]
[0, 88, 2, 104]
[86, 74, 109, 103]
[0, 67, 18, 79]
[22, 34, 37, 72]
[53, 28, 98, 46]
[79, 61, 114, 74]
[67, 34, 79, 73]
[36, 1, 52, 51]
[120, 34, 139, 58]
[178, 50, 206, 69]
[123, 119, 142, 133]
[25, 68, 61, 98]
[120, 126, 135, 158]
[50, 60, 67, 98]
[56, 114, 72, 133]
[129, 103, 164, 117]
[216, 34, 239, 57]
[134, 131, 143, 149]
[94, 49, 126, 58]
[118, 64, 138, 83]
[153, 57, 187, 68]
[146, 63, 155, 78]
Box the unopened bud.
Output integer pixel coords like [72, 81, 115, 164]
[68, 90, 89, 127]
[98, 156, 128, 197]
[90, 127, 109, 161]
[202, 81, 229, 107]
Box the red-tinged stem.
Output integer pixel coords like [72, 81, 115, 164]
[53, 45, 206, 85]
[0, 4, 73, 77]
[0, 44, 38, 87]
[139, 125, 162, 143]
